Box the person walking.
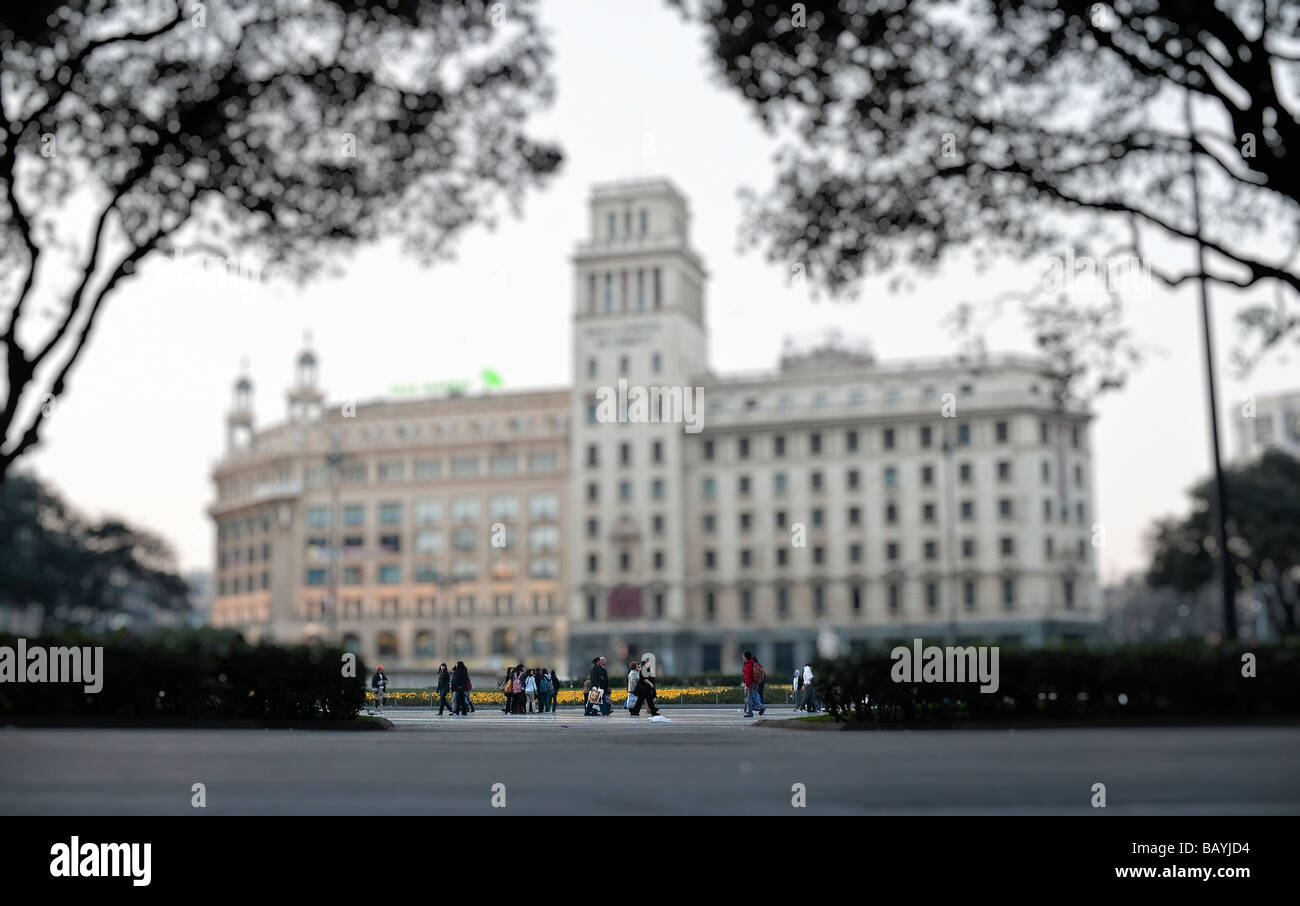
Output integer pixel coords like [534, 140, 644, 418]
[743, 651, 766, 717]
[436, 663, 452, 715]
[466, 670, 475, 712]
[549, 669, 561, 712]
[370, 664, 389, 714]
[625, 660, 641, 716]
[586, 657, 611, 716]
[802, 663, 819, 713]
[524, 669, 538, 713]
[793, 666, 804, 712]
[628, 655, 662, 718]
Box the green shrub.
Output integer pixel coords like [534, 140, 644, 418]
[0, 630, 366, 721]
[812, 639, 1300, 723]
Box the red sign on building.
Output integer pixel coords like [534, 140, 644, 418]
[608, 587, 642, 619]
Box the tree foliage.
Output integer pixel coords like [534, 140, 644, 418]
[673, 0, 1300, 400]
[0, 471, 190, 617]
[0, 0, 562, 478]
[1148, 450, 1300, 635]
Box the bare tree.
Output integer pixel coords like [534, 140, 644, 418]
[0, 0, 562, 479]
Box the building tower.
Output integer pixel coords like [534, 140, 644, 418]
[566, 178, 710, 674]
[287, 332, 324, 424]
[226, 360, 254, 452]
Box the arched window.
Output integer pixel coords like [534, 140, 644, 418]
[377, 632, 400, 657]
[415, 631, 436, 657]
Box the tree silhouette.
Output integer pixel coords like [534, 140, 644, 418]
[1148, 450, 1300, 636]
[0, 0, 561, 479]
[672, 0, 1300, 400]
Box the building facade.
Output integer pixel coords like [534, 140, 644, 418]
[211, 177, 1102, 679]
[1232, 390, 1300, 463]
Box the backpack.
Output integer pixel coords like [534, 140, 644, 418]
[540, 675, 553, 694]
[750, 662, 765, 685]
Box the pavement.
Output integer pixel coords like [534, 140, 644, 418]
[2, 711, 1297, 814]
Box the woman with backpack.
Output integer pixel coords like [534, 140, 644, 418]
[502, 667, 515, 714]
[524, 668, 538, 713]
[512, 665, 525, 714]
[537, 667, 553, 713]
[549, 669, 561, 712]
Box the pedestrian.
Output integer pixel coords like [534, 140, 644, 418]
[466, 670, 475, 712]
[502, 667, 515, 714]
[524, 669, 538, 713]
[628, 654, 662, 718]
[742, 651, 766, 717]
[802, 662, 819, 713]
[625, 660, 641, 715]
[436, 663, 451, 715]
[549, 669, 561, 712]
[512, 665, 525, 714]
[371, 664, 389, 714]
[537, 667, 553, 714]
[793, 666, 804, 712]
[586, 657, 611, 716]
[453, 661, 471, 715]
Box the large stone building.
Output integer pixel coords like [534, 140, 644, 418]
[210, 177, 1102, 679]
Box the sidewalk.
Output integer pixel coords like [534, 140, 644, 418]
[372, 706, 811, 728]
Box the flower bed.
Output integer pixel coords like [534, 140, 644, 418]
[366, 685, 797, 706]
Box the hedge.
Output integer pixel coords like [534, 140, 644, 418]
[811, 639, 1300, 723]
[0, 629, 366, 721]
[367, 685, 797, 707]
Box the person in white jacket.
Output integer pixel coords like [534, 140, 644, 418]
[793, 667, 804, 711]
[802, 663, 820, 712]
[524, 669, 538, 713]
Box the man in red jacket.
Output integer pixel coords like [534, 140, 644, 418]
[742, 651, 766, 718]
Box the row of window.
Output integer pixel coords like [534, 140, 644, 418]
[583, 536, 1088, 576]
[586, 352, 665, 379]
[694, 499, 1088, 532]
[301, 593, 561, 620]
[219, 543, 272, 569]
[586, 268, 663, 313]
[302, 557, 562, 587]
[345, 625, 555, 660]
[698, 422, 1083, 455]
[695, 461, 1087, 495]
[302, 523, 561, 557]
[702, 386, 1074, 419]
[304, 493, 559, 529]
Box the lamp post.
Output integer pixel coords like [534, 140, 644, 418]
[942, 432, 960, 644]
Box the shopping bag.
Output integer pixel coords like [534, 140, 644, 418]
[626, 694, 638, 711]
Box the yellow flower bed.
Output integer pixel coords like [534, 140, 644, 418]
[365, 686, 795, 705]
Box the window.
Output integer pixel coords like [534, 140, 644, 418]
[811, 471, 823, 492]
[1041, 420, 1051, 444]
[1001, 537, 1016, 556]
[619, 355, 629, 376]
[883, 428, 896, 450]
[704, 550, 716, 569]
[926, 582, 938, 612]
[851, 585, 863, 614]
[920, 426, 933, 448]
[998, 461, 1012, 482]
[586, 483, 598, 502]
[924, 540, 938, 560]
[529, 493, 558, 520]
[652, 514, 664, 534]
[452, 497, 479, 522]
[884, 467, 898, 488]
[639, 209, 648, 235]
[588, 554, 599, 574]
[1003, 577, 1017, 610]
[886, 503, 898, 524]
[774, 435, 786, 457]
[490, 495, 519, 520]
[957, 423, 970, 445]
[777, 587, 790, 619]
[703, 514, 716, 533]
[379, 503, 402, 525]
[738, 437, 750, 459]
[587, 358, 597, 378]
[922, 502, 936, 523]
[490, 454, 517, 475]
[587, 444, 599, 468]
[740, 549, 753, 568]
[1045, 537, 1055, 560]
[652, 478, 665, 500]
[814, 585, 826, 617]
[343, 566, 363, 585]
[996, 420, 1009, 443]
[306, 568, 327, 586]
[774, 473, 788, 495]
[306, 507, 329, 529]
[619, 481, 632, 501]
[378, 564, 401, 584]
[775, 510, 787, 528]
[378, 461, 404, 482]
[849, 543, 863, 563]
[414, 500, 441, 524]
[703, 440, 715, 461]
[653, 550, 664, 570]
[652, 440, 663, 463]
[960, 500, 974, 520]
[999, 498, 1013, 518]
[452, 456, 479, 476]
[962, 538, 975, 558]
[453, 529, 475, 552]
[607, 212, 616, 238]
[887, 542, 900, 561]
[959, 462, 973, 483]
[848, 506, 861, 526]
[604, 273, 614, 311]
[705, 592, 716, 621]
[776, 547, 788, 567]
[738, 475, 751, 496]
[1072, 425, 1081, 449]
[415, 530, 442, 554]
[888, 583, 900, 615]
[586, 518, 599, 538]
[1042, 460, 1051, 484]
[921, 465, 934, 486]
[1043, 498, 1053, 520]
[810, 432, 822, 455]
[847, 469, 860, 490]
[964, 581, 976, 611]
[846, 430, 859, 452]
[1064, 580, 1075, 609]
[1074, 464, 1083, 488]
[812, 508, 824, 528]
[739, 512, 752, 532]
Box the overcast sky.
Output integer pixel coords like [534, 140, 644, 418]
[21, 0, 1297, 585]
